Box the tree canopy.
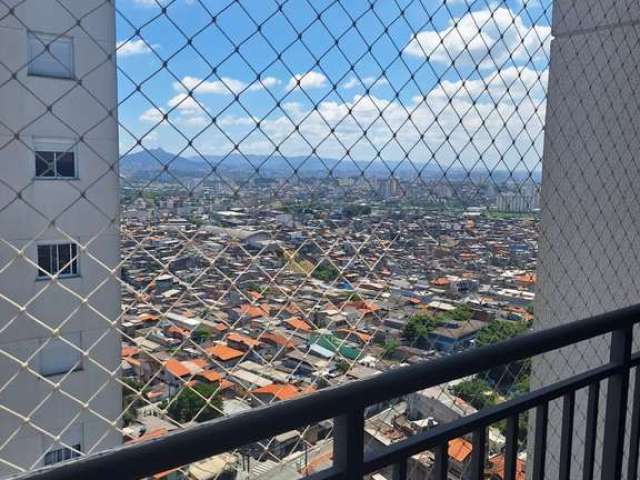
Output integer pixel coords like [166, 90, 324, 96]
[166, 383, 222, 424]
[475, 320, 528, 347]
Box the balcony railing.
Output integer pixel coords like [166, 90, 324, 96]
[13, 304, 640, 480]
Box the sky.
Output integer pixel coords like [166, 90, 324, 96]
[115, 0, 552, 172]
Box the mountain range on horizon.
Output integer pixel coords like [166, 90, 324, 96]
[119, 148, 542, 183]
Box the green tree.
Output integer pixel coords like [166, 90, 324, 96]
[382, 338, 399, 358]
[122, 378, 149, 425]
[445, 305, 473, 322]
[452, 378, 529, 444]
[335, 359, 350, 374]
[191, 326, 211, 344]
[476, 320, 530, 393]
[450, 378, 497, 410]
[475, 320, 528, 347]
[402, 313, 442, 343]
[313, 261, 340, 282]
[166, 383, 223, 424]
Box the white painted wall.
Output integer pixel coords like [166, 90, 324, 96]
[534, 1, 640, 478]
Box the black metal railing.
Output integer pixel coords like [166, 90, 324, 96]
[17, 305, 640, 480]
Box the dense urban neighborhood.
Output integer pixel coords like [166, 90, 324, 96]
[119, 176, 537, 480]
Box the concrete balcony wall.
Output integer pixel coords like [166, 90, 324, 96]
[534, 1, 640, 478]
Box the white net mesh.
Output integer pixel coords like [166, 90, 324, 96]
[2, 0, 637, 479]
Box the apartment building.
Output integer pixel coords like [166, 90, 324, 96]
[0, 1, 121, 476]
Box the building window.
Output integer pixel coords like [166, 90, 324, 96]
[43, 444, 81, 466]
[28, 32, 74, 79]
[37, 243, 78, 278]
[39, 333, 82, 377]
[35, 150, 76, 178]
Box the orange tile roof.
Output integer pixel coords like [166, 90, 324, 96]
[213, 322, 229, 333]
[448, 438, 473, 463]
[236, 304, 271, 318]
[167, 325, 189, 338]
[206, 343, 244, 361]
[285, 317, 313, 332]
[261, 332, 298, 349]
[344, 300, 381, 313]
[252, 383, 301, 401]
[299, 450, 333, 476]
[138, 313, 159, 322]
[247, 290, 263, 300]
[432, 277, 451, 287]
[227, 332, 261, 348]
[190, 358, 209, 369]
[218, 379, 236, 391]
[336, 329, 372, 343]
[164, 359, 190, 378]
[124, 357, 141, 368]
[152, 468, 180, 479]
[122, 345, 139, 358]
[197, 370, 222, 383]
[515, 273, 536, 285]
[285, 304, 304, 315]
[126, 428, 168, 445]
[487, 453, 526, 480]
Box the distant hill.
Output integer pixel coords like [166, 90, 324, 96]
[119, 148, 541, 183]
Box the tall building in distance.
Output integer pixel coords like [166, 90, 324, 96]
[0, 1, 121, 476]
[494, 186, 540, 213]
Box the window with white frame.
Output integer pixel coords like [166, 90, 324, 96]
[43, 424, 82, 466]
[34, 139, 77, 178]
[39, 332, 82, 377]
[37, 243, 79, 278]
[27, 32, 74, 79]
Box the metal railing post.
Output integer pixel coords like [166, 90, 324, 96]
[601, 327, 633, 480]
[334, 408, 365, 479]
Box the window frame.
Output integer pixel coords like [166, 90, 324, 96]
[43, 444, 82, 466]
[33, 138, 79, 180]
[36, 243, 80, 279]
[27, 31, 75, 80]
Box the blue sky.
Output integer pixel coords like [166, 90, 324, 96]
[115, 0, 552, 171]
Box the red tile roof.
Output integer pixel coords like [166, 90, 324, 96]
[261, 332, 298, 349]
[122, 345, 139, 358]
[448, 438, 473, 463]
[236, 304, 270, 318]
[227, 332, 261, 348]
[285, 317, 313, 332]
[252, 383, 301, 401]
[126, 428, 168, 445]
[432, 277, 451, 287]
[197, 370, 222, 383]
[487, 453, 526, 480]
[164, 359, 190, 378]
[206, 343, 244, 361]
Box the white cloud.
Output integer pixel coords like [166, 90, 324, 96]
[251, 76, 281, 90]
[168, 93, 203, 111]
[286, 71, 328, 91]
[403, 7, 551, 69]
[116, 39, 152, 57]
[140, 107, 165, 123]
[211, 65, 548, 170]
[173, 75, 281, 95]
[342, 76, 388, 90]
[140, 93, 209, 129]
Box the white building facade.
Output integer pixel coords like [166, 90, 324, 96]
[0, 1, 121, 476]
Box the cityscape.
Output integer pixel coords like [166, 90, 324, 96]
[118, 166, 539, 479]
